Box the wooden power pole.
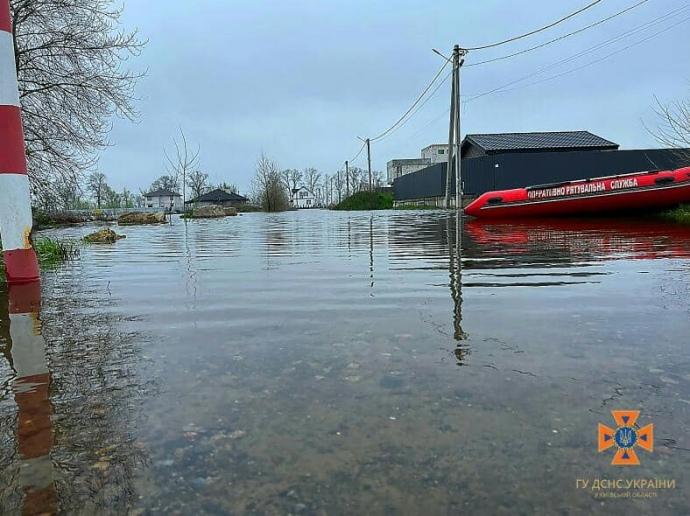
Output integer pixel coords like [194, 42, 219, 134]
[366, 138, 372, 191]
[345, 160, 350, 197]
[444, 45, 466, 209]
[444, 53, 457, 209]
[358, 137, 373, 191]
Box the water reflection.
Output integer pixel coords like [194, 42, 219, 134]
[464, 217, 690, 263]
[0, 211, 689, 514]
[0, 282, 56, 514]
[0, 271, 152, 514]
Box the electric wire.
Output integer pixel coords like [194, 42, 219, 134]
[368, 60, 449, 142]
[399, 4, 687, 145]
[491, 13, 690, 96]
[466, 0, 604, 50]
[466, 4, 690, 102]
[348, 141, 367, 164]
[372, 69, 453, 143]
[466, 0, 648, 67]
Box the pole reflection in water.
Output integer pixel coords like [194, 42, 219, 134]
[448, 212, 468, 364]
[3, 282, 57, 515]
[369, 215, 374, 290]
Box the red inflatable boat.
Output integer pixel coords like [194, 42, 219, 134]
[464, 167, 690, 219]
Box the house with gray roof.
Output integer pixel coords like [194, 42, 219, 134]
[186, 188, 249, 208]
[461, 131, 619, 158]
[145, 188, 182, 211]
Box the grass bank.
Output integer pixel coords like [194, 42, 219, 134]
[1, 237, 80, 282]
[33, 237, 81, 267]
[659, 204, 690, 224]
[332, 191, 393, 211]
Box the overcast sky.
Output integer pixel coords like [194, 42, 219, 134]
[99, 0, 690, 194]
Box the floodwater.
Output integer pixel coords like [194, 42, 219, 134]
[1, 210, 690, 515]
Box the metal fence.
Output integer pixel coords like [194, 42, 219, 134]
[393, 148, 690, 200]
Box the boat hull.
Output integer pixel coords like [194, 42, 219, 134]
[464, 167, 690, 219]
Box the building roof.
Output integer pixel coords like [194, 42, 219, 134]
[462, 131, 619, 154]
[387, 158, 430, 166]
[187, 188, 248, 203]
[292, 187, 313, 194]
[145, 188, 180, 197]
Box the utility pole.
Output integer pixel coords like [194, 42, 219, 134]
[337, 170, 341, 203]
[444, 53, 457, 209]
[443, 45, 466, 209]
[357, 137, 373, 191]
[455, 45, 466, 210]
[345, 160, 350, 197]
[366, 138, 372, 191]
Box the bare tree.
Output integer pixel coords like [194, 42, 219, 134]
[103, 185, 120, 208]
[650, 96, 690, 159]
[252, 153, 289, 212]
[304, 167, 321, 195]
[334, 171, 345, 203]
[281, 169, 302, 192]
[11, 0, 146, 205]
[120, 188, 134, 208]
[372, 170, 384, 188]
[349, 167, 363, 193]
[87, 171, 108, 208]
[164, 128, 200, 205]
[186, 170, 209, 200]
[217, 182, 239, 194]
[148, 175, 178, 193]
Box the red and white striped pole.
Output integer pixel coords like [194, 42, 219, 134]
[0, 1, 39, 284]
[7, 282, 57, 514]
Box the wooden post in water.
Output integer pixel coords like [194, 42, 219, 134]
[0, 1, 39, 284]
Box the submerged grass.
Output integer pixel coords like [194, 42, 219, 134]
[659, 204, 690, 224]
[1, 237, 80, 281]
[33, 237, 81, 267]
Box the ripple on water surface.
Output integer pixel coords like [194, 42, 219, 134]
[1, 211, 689, 514]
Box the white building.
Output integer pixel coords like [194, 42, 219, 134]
[291, 187, 316, 208]
[387, 144, 450, 184]
[386, 158, 430, 185]
[144, 188, 183, 211]
[421, 144, 449, 165]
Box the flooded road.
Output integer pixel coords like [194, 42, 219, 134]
[1, 210, 690, 514]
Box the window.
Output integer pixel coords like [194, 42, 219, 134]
[438, 149, 445, 154]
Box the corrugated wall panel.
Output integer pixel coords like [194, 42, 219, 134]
[393, 149, 690, 200]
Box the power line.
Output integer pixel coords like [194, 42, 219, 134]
[373, 69, 453, 143]
[369, 60, 449, 142]
[466, 0, 604, 51]
[466, 0, 648, 67]
[397, 4, 687, 146]
[492, 13, 690, 96]
[466, 4, 690, 102]
[348, 140, 367, 163]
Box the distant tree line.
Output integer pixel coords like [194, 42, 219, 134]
[251, 155, 385, 212]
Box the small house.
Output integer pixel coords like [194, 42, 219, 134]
[291, 187, 315, 208]
[186, 188, 248, 208]
[145, 188, 182, 211]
